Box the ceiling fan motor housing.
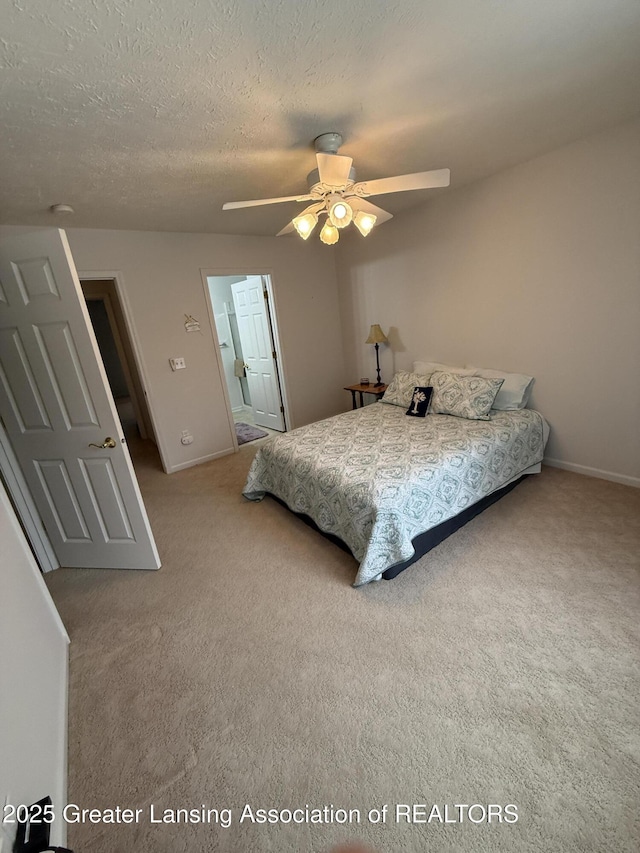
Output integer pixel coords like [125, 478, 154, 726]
[313, 132, 343, 154]
[307, 166, 357, 193]
[309, 132, 355, 192]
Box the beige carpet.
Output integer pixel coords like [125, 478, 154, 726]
[46, 439, 640, 853]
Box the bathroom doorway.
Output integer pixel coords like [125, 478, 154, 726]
[205, 274, 287, 445]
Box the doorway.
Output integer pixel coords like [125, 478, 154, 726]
[80, 278, 159, 467]
[205, 274, 287, 445]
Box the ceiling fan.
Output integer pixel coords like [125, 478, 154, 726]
[222, 132, 450, 244]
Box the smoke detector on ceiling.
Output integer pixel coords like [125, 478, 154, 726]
[50, 203, 75, 215]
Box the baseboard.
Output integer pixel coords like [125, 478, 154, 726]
[544, 457, 640, 489]
[167, 447, 235, 473]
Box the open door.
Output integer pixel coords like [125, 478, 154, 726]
[231, 276, 285, 431]
[0, 229, 160, 570]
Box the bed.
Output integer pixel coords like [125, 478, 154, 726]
[243, 380, 548, 586]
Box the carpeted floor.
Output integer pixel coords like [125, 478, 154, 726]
[45, 439, 640, 853]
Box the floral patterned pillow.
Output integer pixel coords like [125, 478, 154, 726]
[381, 370, 432, 408]
[430, 371, 504, 420]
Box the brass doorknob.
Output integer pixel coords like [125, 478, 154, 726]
[88, 437, 117, 449]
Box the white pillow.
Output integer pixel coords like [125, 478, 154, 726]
[466, 365, 534, 410]
[413, 360, 474, 377]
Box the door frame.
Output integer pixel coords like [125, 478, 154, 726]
[80, 281, 152, 442]
[77, 270, 170, 473]
[200, 268, 292, 444]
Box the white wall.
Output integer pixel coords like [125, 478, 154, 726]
[208, 274, 246, 307]
[64, 228, 344, 472]
[336, 118, 640, 486]
[0, 481, 69, 848]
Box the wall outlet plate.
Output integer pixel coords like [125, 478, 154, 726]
[169, 357, 186, 371]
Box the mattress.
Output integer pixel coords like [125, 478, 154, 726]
[243, 402, 547, 586]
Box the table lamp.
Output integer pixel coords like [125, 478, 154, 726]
[365, 324, 389, 386]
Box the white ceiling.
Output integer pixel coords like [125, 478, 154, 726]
[2, 0, 640, 236]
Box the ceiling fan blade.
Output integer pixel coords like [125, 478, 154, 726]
[223, 193, 314, 210]
[354, 168, 450, 198]
[348, 197, 393, 225]
[316, 153, 354, 187]
[276, 202, 325, 237]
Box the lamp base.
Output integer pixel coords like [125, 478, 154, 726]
[374, 342, 383, 386]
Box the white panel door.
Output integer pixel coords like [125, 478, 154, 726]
[0, 229, 160, 569]
[231, 277, 285, 431]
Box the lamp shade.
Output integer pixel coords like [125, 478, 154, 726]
[353, 210, 376, 236]
[319, 220, 339, 245]
[365, 324, 388, 345]
[292, 211, 318, 239]
[327, 194, 353, 229]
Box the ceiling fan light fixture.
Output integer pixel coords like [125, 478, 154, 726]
[327, 194, 353, 229]
[319, 220, 339, 245]
[223, 132, 449, 244]
[292, 211, 318, 239]
[354, 210, 377, 236]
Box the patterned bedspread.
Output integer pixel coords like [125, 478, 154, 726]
[243, 403, 546, 586]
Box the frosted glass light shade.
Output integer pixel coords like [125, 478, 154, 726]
[292, 211, 318, 239]
[319, 220, 339, 244]
[354, 210, 377, 236]
[327, 194, 353, 229]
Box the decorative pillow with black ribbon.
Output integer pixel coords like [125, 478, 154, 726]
[406, 386, 433, 417]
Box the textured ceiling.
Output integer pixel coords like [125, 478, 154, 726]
[1, 0, 640, 236]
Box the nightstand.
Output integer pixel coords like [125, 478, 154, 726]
[344, 383, 387, 410]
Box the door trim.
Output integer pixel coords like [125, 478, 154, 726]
[200, 277, 240, 454]
[200, 268, 292, 445]
[260, 274, 290, 430]
[77, 270, 170, 474]
[81, 284, 150, 441]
